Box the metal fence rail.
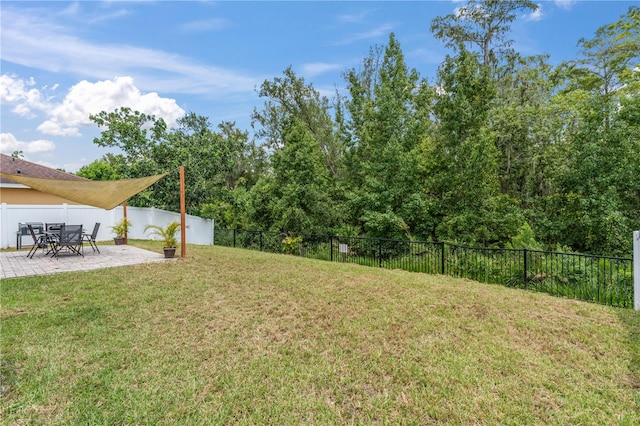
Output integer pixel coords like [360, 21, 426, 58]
[214, 229, 634, 308]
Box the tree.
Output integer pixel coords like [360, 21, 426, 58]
[149, 114, 258, 215]
[343, 33, 433, 239]
[568, 6, 639, 98]
[252, 67, 343, 178]
[540, 7, 640, 255]
[422, 47, 522, 244]
[90, 107, 167, 163]
[76, 156, 123, 181]
[90, 108, 261, 218]
[250, 118, 338, 233]
[490, 53, 557, 203]
[430, 0, 538, 67]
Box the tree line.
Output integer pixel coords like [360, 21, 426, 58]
[78, 1, 639, 256]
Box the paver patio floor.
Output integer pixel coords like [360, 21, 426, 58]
[1, 245, 169, 279]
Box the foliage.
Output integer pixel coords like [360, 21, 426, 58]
[251, 118, 338, 234]
[144, 221, 180, 248]
[343, 33, 432, 240]
[76, 156, 123, 181]
[252, 66, 343, 179]
[110, 218, 132, 238]
[84, 3, 639, 257]
[508, 222, 543, 250]
[281, 232, 303, 255]
[430, 0, 538, 66]
[90, 107, 166, 162]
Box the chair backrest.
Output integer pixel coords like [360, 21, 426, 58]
[27, 224, 46, 247]
[27, 224, 38, 241]
[46, 222, 65, 232]
[90, 223, 101, 239]
[59, 225, 83, 245]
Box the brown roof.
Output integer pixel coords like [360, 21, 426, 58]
[0, 153, 87, 184]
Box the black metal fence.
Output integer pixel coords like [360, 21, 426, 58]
[214, 229, 634, 309]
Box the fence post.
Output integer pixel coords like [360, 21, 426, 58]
[330, 236, 334, 262]
[634, 231, 639, 311]
[260, 231, 263, 251]
[378, 239, 382, 268]
[523, 248, 528, 289]
[441, 242, 445, 275]
[233, 229, 236, 248]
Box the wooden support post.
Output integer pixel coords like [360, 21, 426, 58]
[123, 201, 128, 244]
[180, 166, 186, 259]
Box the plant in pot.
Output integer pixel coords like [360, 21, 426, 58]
[111, 218, 132, 245]
[144, 221, 180, 258]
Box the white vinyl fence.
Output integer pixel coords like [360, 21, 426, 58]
[0, 203, 213, 249]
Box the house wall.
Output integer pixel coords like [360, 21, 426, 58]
[0, 203, 214, 249]
[0, 187, 82, 205]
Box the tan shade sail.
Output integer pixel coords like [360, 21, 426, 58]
[1, 172, 167, 210]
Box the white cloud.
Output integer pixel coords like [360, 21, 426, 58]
[179, 18, 232, 32]
[36, 120, 81, 137]
[45, 76, 186, 136]
[524, 5, 544, 21]
[554, 0, 576, 11]
[301, 63, 343, 78]
[1, 7, 260, 97]
[333, 23, 396, 45]
[0, 74, 51, 118]
[2, 74, 186, 137]
[337, 11, 370, 24]
[0, 133, 56, 154]
[87, 8, 131, 24]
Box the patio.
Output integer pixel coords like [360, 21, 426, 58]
[1, 245, 170, 279]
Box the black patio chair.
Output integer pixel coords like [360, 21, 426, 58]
[82, 223, 101, 253]
[45, 222, 65, 234]
[51, 225, 84, 259]
[26, 224, 48, 259]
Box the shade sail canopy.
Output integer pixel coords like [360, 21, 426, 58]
[1, 172, 166, 210]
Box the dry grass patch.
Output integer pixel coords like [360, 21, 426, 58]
[2, 243, 639, 424]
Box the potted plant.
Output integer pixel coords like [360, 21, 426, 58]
[144, 221, 180, 258]
[111, 218, 132, 245]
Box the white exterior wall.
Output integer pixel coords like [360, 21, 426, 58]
[0, 203, 213, 249]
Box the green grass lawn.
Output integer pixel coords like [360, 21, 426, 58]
[2, 243, 639, 424]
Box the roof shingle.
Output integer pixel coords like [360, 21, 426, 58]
[0, 154, 87, 184]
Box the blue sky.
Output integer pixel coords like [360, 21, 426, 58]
[1, 0, 636, 172]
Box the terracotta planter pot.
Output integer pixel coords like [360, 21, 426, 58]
[113, 237, 126, 245]
[163, 247, 177, 258]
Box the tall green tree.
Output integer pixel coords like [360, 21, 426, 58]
[90, 107, 167, 167]
[568, 6, 639, 98]
[76, 154, 124, 181]
[422, 47, 522, 244]
[252, 67, 343, 179]
[430, 0, 538, 67]
[542, 6, 640, 255]
[490, 53, 558, 204]
[249, 118, 337, 233]
[343, 33, 433, 239]
[150, 114, 258, 215]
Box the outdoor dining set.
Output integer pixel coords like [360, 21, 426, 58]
[22, 222, 101, 260]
